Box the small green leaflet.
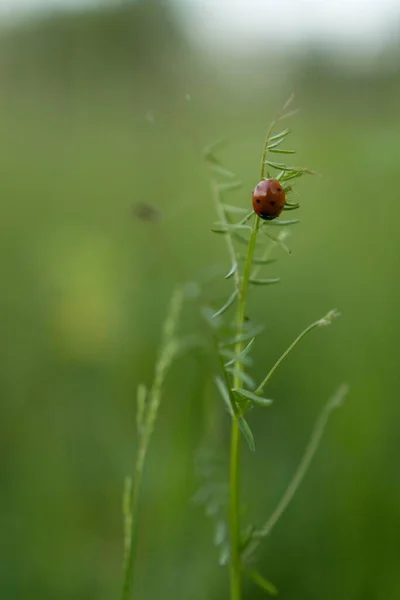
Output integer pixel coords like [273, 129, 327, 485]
[225, 262, 238, 279]
[246, 569, 278, 596]
[249, 278, 280, 286]
[226, 368, 256, 390]
[212, 289, 238, 319]
[268, 219, 300, 226]
[238, 416, 255, 451]
[223, 337, 255, 367]
[233, 388, 273, 407]
[268, 127, 291, 142]
[214, 376, 235, 416]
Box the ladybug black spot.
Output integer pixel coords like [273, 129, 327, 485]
[256, 199, 260, 203]
[270, 200, 276, 205]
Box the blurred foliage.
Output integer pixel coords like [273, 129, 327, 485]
[1, 1, 400, 599]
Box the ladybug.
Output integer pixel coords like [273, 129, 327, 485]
[252, 179, 286, 220]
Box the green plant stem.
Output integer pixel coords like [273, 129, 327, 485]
[229, 215, 261, 600]
[121, 457, 145, 600]
[255, 309, 339, 396]
[229, 418, 241, 600]
[121, 288, 183, 600]
[242, 384, 348, 563]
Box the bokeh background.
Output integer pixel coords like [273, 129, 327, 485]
[1, 1, 400, 598]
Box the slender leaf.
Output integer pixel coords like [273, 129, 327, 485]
[219, 543, 230, 566]
[223, 337, 255, 367]
[266, 139, 286, 150]
[239, 210, 256, 225]
[239, 524, 255, 552]
[214, 520, 227, 546]
[201, 306, 221, 329]
[227, 369, 256, 390]
[214, 376, 234, 416]
[218, 180, 243, 192]
[209, 163, 236, 179]
[233, 388, 273, 407]
[212, 223, 252, 234]
[268, 219, 300, 226]
[251, 257, 277, 265]
[212, 289, 238, 319]
[233, 232, 251, 245]
[203, 137, 227, 160]
[269, 147, 296, 154]
[262, 230, 292, 254]
[268, 127, 291, 142]
[249, 277, 280, 285]
[283, 202, 300, 211]
[220, 324, 264, 346]
[221, 348, 253, 368]
[225, 263, 238, 280]
[247, 569, 278, 596]
[264, 159, 287, 170]
[238, 416, 255, 451]
[221, 203, 248, 214]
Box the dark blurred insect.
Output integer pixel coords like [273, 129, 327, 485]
[133, 202, 161, 223]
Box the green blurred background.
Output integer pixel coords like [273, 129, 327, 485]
[1, 1, 400, 598]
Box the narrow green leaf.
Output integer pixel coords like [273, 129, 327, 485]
[214, 376, 234, 416]
[239, 524, 255, 552]
[218, 180, 243, 192]
[268, 127, 291, 142]
[219, 543, 230, 566]
[201, 306, 221, 329]
[212, 289, 238, 319]
[269, 147, 296, 154]
[249, 277, 280, 285]
[225, 262, 238, 279]
[221, 325, 264, 346]
[221, 348, 253, 368]
[212, 223, 252, 234]
[214, 520, 227, 546]
[266, 161, 314, 174]
[281, 93, 295, 112]
[238, 416, 255, 451]
[262, 230, 292, 254]
[247, 569, 278, 596]
[136, 384, 147, 433]
[239, 210, 256, 225]
[209, 163, 236, 179]
[203, 137, 227, 160]
[268, 219, 300, 226]
[211, 226, 229, 235]
[251, 257, 277, 265]
[233, 388, 273, 407]
[283, 202, 300, 211]
[221, 204, 247, 214]
[227, 369, 256, 389]
[233, 232, 251, 245]
[279, 107, 300, 120]
[265, 159, 286, 170]
[266, 138, 286, 150]
[223, 337, 255, 367]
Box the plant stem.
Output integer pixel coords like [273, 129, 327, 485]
[229, 216, 261, 600]
[229, 418, 241, 600]
[121, 458, 144, 600]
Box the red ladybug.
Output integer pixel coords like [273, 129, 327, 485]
[252, 179, 286, 220]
